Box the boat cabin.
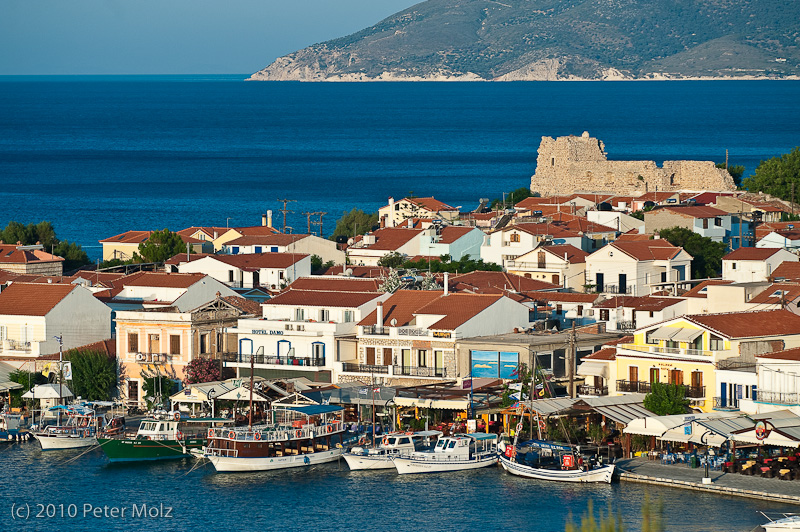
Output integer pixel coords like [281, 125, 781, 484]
[425, 433, 498, 459]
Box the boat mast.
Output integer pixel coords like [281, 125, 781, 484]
[371, 368, 375, 447]
[248, 351, 254, 429]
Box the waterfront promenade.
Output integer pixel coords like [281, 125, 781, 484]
[617, 457, 800, 505]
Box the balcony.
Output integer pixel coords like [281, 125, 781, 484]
[362, 325, 389, 336]
[577, 385, 608, 396]
[393, 366, 447, 378]
[595, 284, 632, 295]
[341, 363, 389, 374]
[616, 380, 705, 398]
[713, 397, 740, 411]
[236, 353, 325, 367]
[618, 343, 716, 358]
[755, 390, 799, 406]
[4, 339, 32, 353]
[127, 352, 173, 363]
[684, 385, 706, 398]
[617, 321, 637, 331]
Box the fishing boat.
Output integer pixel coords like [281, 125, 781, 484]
[344, 430, 441, 471]
[33, 406, 103, 450]
[0, 412, 31, 442]
[201, 404, 348, 473]
[498, 439, 615, 483]
[97, 414, 230, 462]
[392, 433, 499, 475]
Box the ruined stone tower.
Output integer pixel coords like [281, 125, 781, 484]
[530, 132, 736, 196]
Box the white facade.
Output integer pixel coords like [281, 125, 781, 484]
[111, 276, 238, 312]
[757, 231, 800, 249]
[480, 227, 582, 267]
[716, 368, 758, 414]
[417, 227, 485, 261]
[346, 229, 424, 266]
[586, 245, 692, 296]
[506, 247, 586, 289]
[0, 286, 111, 358]
[592, 299, 687, 333]
[722, 249, 798, 283]
[224, 235, 345, 265]
[587, 211, 644, 234]
[177, 255, 311, 289]
[747, 356, 800, 416]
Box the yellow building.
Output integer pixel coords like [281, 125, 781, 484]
[609, 309, 800, 412]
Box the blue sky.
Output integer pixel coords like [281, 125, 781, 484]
[1, 0, 414, 75]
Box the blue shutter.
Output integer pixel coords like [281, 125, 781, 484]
[720, 382, 727, 407]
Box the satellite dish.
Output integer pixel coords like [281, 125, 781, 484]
[390, 318, 397, 326]
[344, 268, 353, 277]
[347, 238, 354, 245]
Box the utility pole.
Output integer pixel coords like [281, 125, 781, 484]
[569, 322, 577, 399]
[303, 212, 313, 234]
[277, 199, 296, 233]
[313, 212, 327, 238]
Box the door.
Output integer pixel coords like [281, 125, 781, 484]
[383, 348, 392, 366]
[252, 271, 260, 287]
[128, 381, 139, 403]
[401, 349, 411, 374]
[435, 350, 444, 376]
[629, 366, 639, 383]
[720, 381, 727, 408]
[618, 273, 627, 294]
[365, 347, 375, 365]
[552, 274, 560, 285]
[691, 371, 703, 396]
[649, 367, 659, 383]
[669, 369, 683, 385]
[596, 273, 604, 292]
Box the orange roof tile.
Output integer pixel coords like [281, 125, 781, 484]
[225, 234, 307, 247]
[595, 296, 682, 311]
[609, 239, 683, 261]
[317, 266, 391, 278]
[220, 296, 263, 316]
[359, 290, 444, 327]
[406, 197, 457, 212]
[416, 293, 503, 330]
[268, 289, 383, 308]
[681, 280, 733, 298]
[204, 253, 308, 270]
[582, 347, 616, 361]
[438, 226, 477, 244]
[119, 272, 206, 289]
[723, 247, 786, 261]
[655, 206, 729, 218]
[771, 262, 800, 282]
[233, 225, 282, 236]
[757, 347, 800, 361]
[748, 283, 800, 305]
[531, 292, 600, 304]
[687, 309, 800, 339]
[0, 245, 64, 264]
[352, 227, 423, 251]
[0, 282, 76, 316]
[449, 271, 559, 293]
[542, 244, 589, 264]
[288, 277, 381, 292]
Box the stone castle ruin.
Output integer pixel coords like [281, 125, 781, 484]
[530, 132, 736, 196]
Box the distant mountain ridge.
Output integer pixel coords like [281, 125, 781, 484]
[250, 0, 800, 81]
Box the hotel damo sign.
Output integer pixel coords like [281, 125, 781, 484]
[251, 329, 283, 335]
[432, 331, 451, 338]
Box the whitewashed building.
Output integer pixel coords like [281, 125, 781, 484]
[722, 247, 798, 283]
[177, 253, 310, 290]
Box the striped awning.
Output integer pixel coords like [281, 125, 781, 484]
[648, 326, 681, 340]
[670, 328, 704, 343]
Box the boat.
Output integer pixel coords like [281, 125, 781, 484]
[201, 404, 349, 472]
[0, 412, 31, 442]
[32, 406, 103, 450]
[343, 430, 441, 471]
[97, 414, 230, 462]
[761, 513, 800, 531]
[392, 433, 499, 475]
[498, 439, 615, 483]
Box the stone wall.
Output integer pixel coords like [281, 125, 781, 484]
[530, 132, 736, 197]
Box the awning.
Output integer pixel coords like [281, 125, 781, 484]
[284, 405, 343, 415]
[216, 386, 271, 402]
[22, 384, 73, 399]
[670, 328, 704, 343]
[576, 361, 609, 379]
[648, 326, 681, 340]
[0, 381, 22, 393]
[394, 396, 469, 410]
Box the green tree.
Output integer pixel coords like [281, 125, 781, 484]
[643, 382, 689, 416]
[0, 221, 90, 271]
[53, 241, 90, 272]
[657, 226, 727, 278]
[141, 375, 177, 408]
[490, 187, 533, 209]
[134, 229, 186, 263]
[716, 162, 746, 187]
[742, 147, 800, 201]
[7, 370, 47, 408]
[310, 254, 334, 272]
[330, 209, 379, 241]
[378, 251, 406, 268]
[65, 349, 118, 401]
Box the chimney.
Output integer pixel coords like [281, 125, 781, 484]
[444, 272, 449, 296]
[376, 300, 384, 327]
[267, 210, 273, 228]
[213, 231, 218, 239]
[388, 197, 395, 227]
[380, 215, 386, 229]
[262, 213, 267, 226]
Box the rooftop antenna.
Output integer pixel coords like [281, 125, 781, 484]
[277, 199, 296, 233]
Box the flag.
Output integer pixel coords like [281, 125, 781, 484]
[508, 383, 523, 391]
[358, 388, 368, 395]
[41, 362, 53, 378]
[373, 387, 380, 393]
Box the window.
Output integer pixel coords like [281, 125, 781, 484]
[666, 340, 678, 349]
[510, 233, 520, 243]
[0, 325, 5, 341]
[715, 217, 722, 227]
[556, 304, 563, 315]
[702, 219, 709, 229]
[170, 335, 180, 355]
[600, 309, 609, 321]
[365, 347, 375, 365]
[417, 349, 427, 367]
[319, 309, 330, 322]
[577, 305, 583, 317]
[228, 270, 234, 283]
[669, 369, 683, 385]
[128, 381, 139, 402]
[271, 247, 279, 252]
[128, 332, 139, 353]
[537, 251, 546, 269]
[646, 330, 658, 344]
[691, 371, 703, 389]
[649, 368, 659, 383]
[344, 310, 355, 323]
[649, 311, 654, 318]
[279, 271, 284, 280]
[709, 335, 724, 351]
[255, 246, 262, 253]
[148, 334, 160, 353]
[199, 333, 209, 354]
[231, 246, 239, 254]
[731, 262, 737, 270]
[295, 308, 305, 321]
[434, 350, 444, 375]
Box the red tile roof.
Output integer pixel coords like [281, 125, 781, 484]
[416, 293, 504, 330]
[40, 339, 117, 360]
[233, 226, 282, 236]
[634, 192, 680, 203]
[220, 296, 263, 316]
[165, 253, 216, 266]
[582, 347, 616, 361]
[723, 247, 786, 261]
[609, 239, 683, 261]
[0, 245, 64, 264]
[204, 253, 308, 270]
[771, 262, 800, 282]
[352, 227, 423, 251]
[748, 283, 800, 305]
[407, 197, 457, 212]
[756, 222, 800, 240]
[506, 222, 582, 240]
[317, 266, 391, 278]
[288, 277, 381, 292]
[616, 232, 656, 241]
[225, 234, 307, 247]
[118, 272, 206, 289]
[531, 292, 600, 304]
[358, 290, 443, 327]
[542, 244, 589, 264]
[99, 230, 201, 245]
[757, 347, 800, 361]
[177, 227, 229, 239]
[655, 206, 729, 218]
[0, 282, 76, 316]
[449, 271, 559, 293]
[438, 226, 477, 244]
[267, 289, 383, 308]
[686, 309, 800, 339]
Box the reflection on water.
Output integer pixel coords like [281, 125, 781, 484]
[1, 442, 794, 532]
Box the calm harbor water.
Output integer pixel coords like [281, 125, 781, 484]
[1, 441, 796, 532]
[1, 77, 799, 260]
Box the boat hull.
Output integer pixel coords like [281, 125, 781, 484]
[34, 433, 97, 450]
[393, 455, 498, 475]
[499, 455, 615, 483]
[204, 448, 343, 472]
[97, 438, 204, 462]
[343, 453, 397, 470]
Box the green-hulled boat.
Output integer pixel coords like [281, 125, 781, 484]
[98, 417, 230, 462]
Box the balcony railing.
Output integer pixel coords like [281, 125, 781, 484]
[618, 343, 715, 358]
[5, 339, 32, 353]
[684, 385, 706, 398]
[236, 353, 325, 367]
[577, 385, 608, 396]
[362, 325, 389, 336]
[595, 284, 632, 295]
[713, 396, 740, 411]
[755, 390, 799, 405]
[617, 321, 637, 331]
[394, 366, 447, 378]
[398, 327, 428, 337]
[341, 363, 389, 374]
[617, 380, 651, 393]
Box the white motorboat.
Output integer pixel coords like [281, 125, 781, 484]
[202, 405, 349, 473]
[344, 430, 441, 471]
[33, 407, 102, 450]
[761, 514, 800, 531]
[393, 433, 499, 475]
[0, 412, 31, 442]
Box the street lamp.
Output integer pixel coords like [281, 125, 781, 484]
[701, 431, 712, 484]
[208, 388, 216, 418]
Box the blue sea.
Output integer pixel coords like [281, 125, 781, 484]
[1, 76, 799, 260]
[2, 441, 797, 532]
